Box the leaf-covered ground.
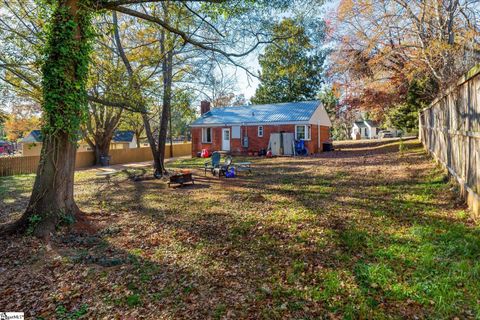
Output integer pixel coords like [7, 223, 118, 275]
[1, 139, 479, 319]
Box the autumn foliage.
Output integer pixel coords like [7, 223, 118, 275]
[329, 0, 479, 123]
[4, 105, 41, 141]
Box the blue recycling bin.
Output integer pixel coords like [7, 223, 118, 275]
[295, 140, 307, 156]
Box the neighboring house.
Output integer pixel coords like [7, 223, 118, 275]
[21, 130, 137, 156]
[190, 100, 332, 156]
[111, 130, 137, 149]
[20, 130, 44, 156]
[351, 120, 379, 140]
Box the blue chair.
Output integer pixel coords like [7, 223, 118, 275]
[204, 152, 221, 175]
[215, 155, 233, 177]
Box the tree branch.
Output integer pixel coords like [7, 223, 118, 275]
[98, 0, 225, 9]
[107, 5, 273, 58]
[87, 94, 145, 113]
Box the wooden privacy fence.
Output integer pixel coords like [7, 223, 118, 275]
[0, 142, 192, 177]
[419, 65, 480, 219]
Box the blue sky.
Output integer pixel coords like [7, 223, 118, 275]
[229, 0, 339, 100]
[231, 56, 261, 100]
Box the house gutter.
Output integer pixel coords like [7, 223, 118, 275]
[189, 121, 312, 128]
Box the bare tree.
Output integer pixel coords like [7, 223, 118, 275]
[329, 0, 480, 116]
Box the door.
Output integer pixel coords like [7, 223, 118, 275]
[268, 133, 281, 155]
[222, 128, 231, 151]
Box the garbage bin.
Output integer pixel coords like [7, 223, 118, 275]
[100, 155, 111, 166]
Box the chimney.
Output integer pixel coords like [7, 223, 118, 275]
[200, 100, 211, 115]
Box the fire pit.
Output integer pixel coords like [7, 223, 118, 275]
[168, 170, 194, 187]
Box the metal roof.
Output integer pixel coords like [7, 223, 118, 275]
[364, 120, 379, 127]
[21, 130, 43, 143]
[353, 121, 368, 128]
[113, 130, 135, 143]
[21, 130, 135, 143]
[190, 100, 321, 126]
[354, 120, 379, 128]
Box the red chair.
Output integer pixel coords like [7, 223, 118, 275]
[201, 149, 210, 158]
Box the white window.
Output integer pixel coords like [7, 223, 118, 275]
[202, 127, 212, 143]
[258, 126, 264, 137]
[295, 125, 311, 140]
[232, 126, 241, 139]
[223, 128, 230, 140]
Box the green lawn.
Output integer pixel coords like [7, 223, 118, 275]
[0, 139, 479, 319]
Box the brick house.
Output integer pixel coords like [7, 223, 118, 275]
[190, 100, 332, 156]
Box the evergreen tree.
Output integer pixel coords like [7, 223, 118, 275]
[252, 19, 325, 104]
[319, 87, 338, 119]
[387, 78, 436, 132]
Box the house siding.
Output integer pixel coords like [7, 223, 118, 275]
[191, 124, 330, 156]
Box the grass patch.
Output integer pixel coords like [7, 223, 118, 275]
[1, 139, 479, 319]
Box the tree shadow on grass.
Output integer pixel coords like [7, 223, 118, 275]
[1, 191, 327, 319]
[0, 174, 35, 225]
[1, 139, 479, 319]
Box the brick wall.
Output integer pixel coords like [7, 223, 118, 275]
[243, 124, 293, 154]
[319, 125, 331, 151]
[192, 124, 331, 156]
[191, 127, 223, 156]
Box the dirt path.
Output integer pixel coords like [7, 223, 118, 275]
[0, 139, 478, 319]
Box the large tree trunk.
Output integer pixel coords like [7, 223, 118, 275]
[84, 103, 123, 165]
[2, 0, 91, 238]
[21, 134, 79, 238]
[155, 28, 173, 177]
[94, 136, 113, 165]
[112, 11, 162, 177]
[140, 110, 162, 176]
[135, 129, 143, 148]
[85, 134, 113, 165]
[156, 76, 172, 175]
[169, 108, 173, 156]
